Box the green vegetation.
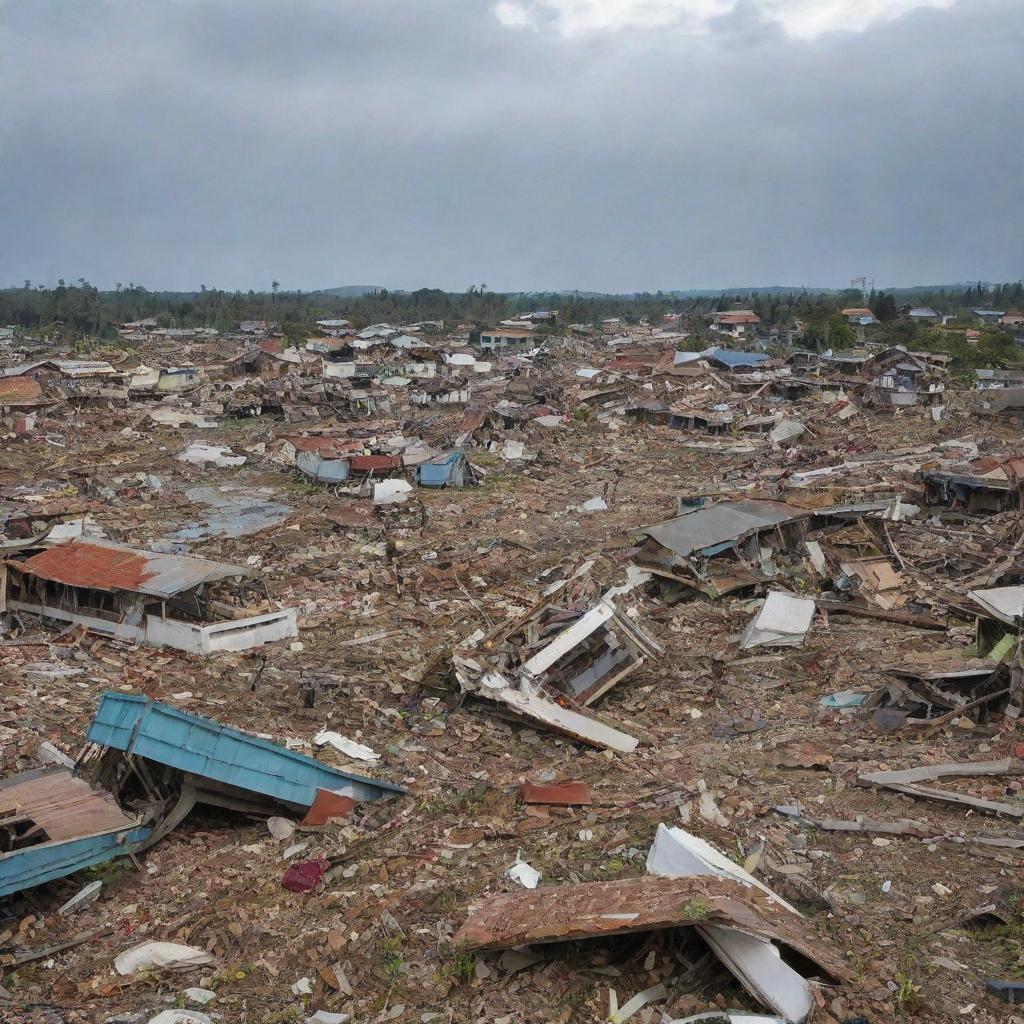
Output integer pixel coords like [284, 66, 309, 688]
[681, 899, 711, 921]
[3, 279, 1021, 351]
[444, 950, 476, 986]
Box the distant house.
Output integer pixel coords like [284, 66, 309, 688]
[315, 318, 352, 338]
[841, 307, 878, 326]
[974, 309, 1005, 323]
[477, 327, 534, 354]
[1000, 311, 1024, 328]
[710, 311, 761, 339]
[907, 307, 941, 324]
[119, 318, 158, 334]
[239, 320, 275, 335]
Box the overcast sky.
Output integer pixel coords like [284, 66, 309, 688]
[1, 0, 1020, 293]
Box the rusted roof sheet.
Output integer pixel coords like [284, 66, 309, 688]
[350, 454, 401, 472]
[0, 766, 139, 842]
[281, 434, 363, 456]
[455, 875, 848, 982]
[0, 377, 44, 403]
[520, 781, 592, 806]
[13, 539, 251, 599]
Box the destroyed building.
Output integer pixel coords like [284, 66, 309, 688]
[3, 539, 297, 654]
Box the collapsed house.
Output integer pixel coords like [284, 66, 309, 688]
[918, 455, 1024, 513]
[448, 568, 662, 752]
[867, 585, 1024, 728]
[455, 825, 846, 1024]
[634, 499, 812, 598]
[0, 693, 405, 897]
[2, 538, 297, 654]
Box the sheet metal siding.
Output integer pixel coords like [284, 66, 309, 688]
[296, 450, 351, 483]
[88, 693, 404, 804]
[418, 463, 453, 487]
[0, 826, 151, 898]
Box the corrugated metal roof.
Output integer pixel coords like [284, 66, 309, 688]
[15, 540, 251, 599]
[638, 498, 807, 558]
[710, 348, 769, 368]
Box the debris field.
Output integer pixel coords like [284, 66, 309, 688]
[3, 322, 1024, 1024]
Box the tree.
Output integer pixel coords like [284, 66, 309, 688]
[872, 292, 898, 321]
[271, 280, 280, 302]
[826, 312, 855, 350]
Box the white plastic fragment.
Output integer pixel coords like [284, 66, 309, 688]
[183, 989, 216, 1005]
[115, 941, 214, 976]
[372, 479, 413, 505]
[505, 853, 541, 889]
[37, 741, 75, 768]
[267, 816, 296, 840]
[291, 976, 313, 995]
[582, 497, 608, 512]
[315, 730, 381, 762]
[147, 1012, 214, 1024]
[305, 1013, 352, 1024]
[177, 442, 245, 468]
[740, 592, 816, 650]
[609, 982, 668, 1022]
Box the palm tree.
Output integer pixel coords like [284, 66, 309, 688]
[272, 280, 280, 302]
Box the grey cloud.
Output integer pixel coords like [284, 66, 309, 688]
[0, 0, 1020, 292]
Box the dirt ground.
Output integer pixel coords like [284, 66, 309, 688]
[3, 359, 1024, 1024]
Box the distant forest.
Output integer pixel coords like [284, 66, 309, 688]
[1, 279, 1021, 354]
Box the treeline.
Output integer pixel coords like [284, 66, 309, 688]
[1, 279, 1020, 344]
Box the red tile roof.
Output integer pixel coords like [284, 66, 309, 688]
[714, 312, 761, 325]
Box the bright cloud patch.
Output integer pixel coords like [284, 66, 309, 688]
[493, 0, 958, 38]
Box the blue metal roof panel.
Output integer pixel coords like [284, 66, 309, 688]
[87, 693, 405, 806]
[710, 349, 769, 368]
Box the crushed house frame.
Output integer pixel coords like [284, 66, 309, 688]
[3, 539, 298, 654]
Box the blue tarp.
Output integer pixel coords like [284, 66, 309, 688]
[88, 693, 406, 807]
[418, 451, 466, 488]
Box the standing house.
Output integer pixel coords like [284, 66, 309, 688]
[477, 327, 534, 354]
[710, 311, 761, 339]
[3, 540, 298, 654]
[316, 318, 352, 337]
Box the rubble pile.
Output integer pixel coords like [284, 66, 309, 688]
[3, 316, 1024, 1023]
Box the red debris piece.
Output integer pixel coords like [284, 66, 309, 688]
[520, 781, 592, 806]
[282, 857, 329, 893]
[301, 790, 358, 827]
